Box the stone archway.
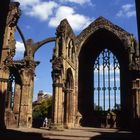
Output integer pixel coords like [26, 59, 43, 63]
[78, 28, 130, 128]
[76, 17, 140, 129]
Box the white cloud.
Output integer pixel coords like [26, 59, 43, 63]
[26, 1, 58, 21]
[13, 0, 40, 7]
[49, 6, 92, 31]
[122, 4, 134, 12]
[14, 41, 25, 59]
[116, 3, 136, 18]
[15, 41, 25, 52]
[14, 0, 94, 31]
[59, 0, 93, 5]
[14, 0, 58, 21]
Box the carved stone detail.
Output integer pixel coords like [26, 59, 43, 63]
[51, 57, 63, 82]
[76, 17, 131, 53]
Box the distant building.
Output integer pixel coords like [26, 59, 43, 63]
[33, 90, 51, 106]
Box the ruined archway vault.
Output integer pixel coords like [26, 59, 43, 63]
[51, 16, 140, 129]
[0, 2, 139, 130]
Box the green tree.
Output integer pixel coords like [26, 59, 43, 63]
[32, 97, 52, 127]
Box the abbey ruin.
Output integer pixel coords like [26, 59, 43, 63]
[0, 1, 140, 130]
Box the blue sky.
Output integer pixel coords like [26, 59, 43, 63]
[94, 49, 120, 110]
[12, 0, 138, 101]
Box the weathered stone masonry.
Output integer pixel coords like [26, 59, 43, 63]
[51, 17, 140, 129]
[0, 2, 140, 130]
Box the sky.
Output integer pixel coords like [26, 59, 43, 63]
[94, 49, 120, 110]
[12, 0, 138, 101]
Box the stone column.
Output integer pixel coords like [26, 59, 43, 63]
[18, 68, 34, 128]
[51, 56, 64, 129]
[64, 89, 74, 128]
[0, 67, 9, 130]
[13, 82, 21, 125]
[52, 82, 64, 130]
[15, 58, 39, 128]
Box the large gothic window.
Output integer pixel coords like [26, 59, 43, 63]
[93, 49, 120, 111]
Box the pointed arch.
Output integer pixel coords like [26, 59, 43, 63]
[76, 17, 132, 56]
[78, 18, 132, 127]
[93, 48, 120, 111]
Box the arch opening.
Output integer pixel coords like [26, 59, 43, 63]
[93, 48, 120, 112]
[78, 28, 130, 128]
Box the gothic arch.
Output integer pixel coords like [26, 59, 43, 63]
[76, 17, 132, 57]
[77, 17, 135, 128]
